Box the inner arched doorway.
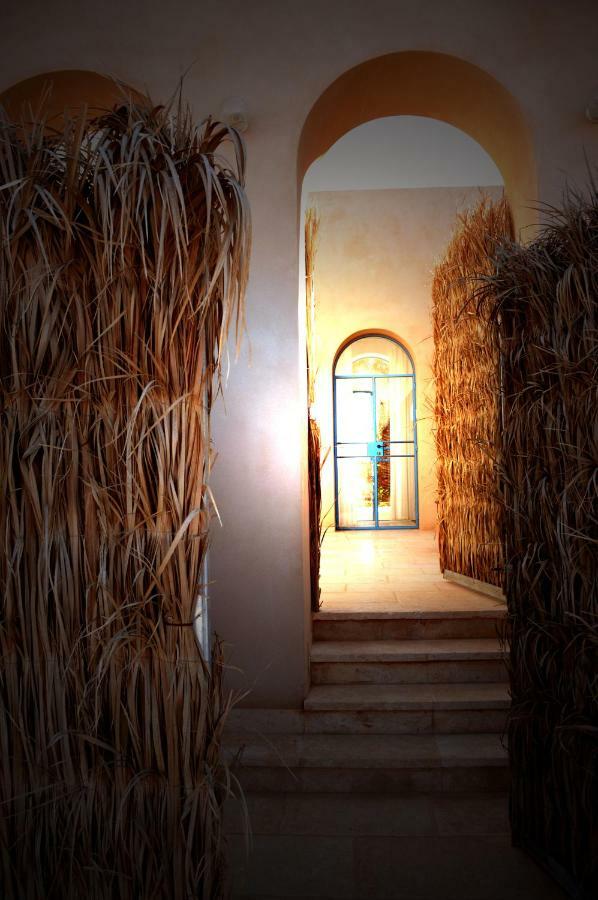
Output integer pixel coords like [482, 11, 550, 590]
[333, 334, 418, 529]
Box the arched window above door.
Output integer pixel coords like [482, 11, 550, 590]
[335, 334, 414, 376]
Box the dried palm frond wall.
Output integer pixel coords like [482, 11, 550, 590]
[0, 99, 250, 898]
[305, 207, 321, 611]
[432, 196, 513, 588]
[480, 190, 598, 898]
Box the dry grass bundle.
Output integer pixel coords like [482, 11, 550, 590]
[307, 415, 322, 611]
[432, 196, 513, 588]
[479, 188, 598, 898]
[0, 95, 250, 898]
[305, 207, 319, 409]
[305, 207, 322, 611]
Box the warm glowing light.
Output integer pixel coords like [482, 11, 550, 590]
[358, 539, 376, 565]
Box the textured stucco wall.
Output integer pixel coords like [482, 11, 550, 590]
[2, 0, 597, 706]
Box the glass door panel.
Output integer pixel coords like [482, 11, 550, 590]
[336, 457, 375, 528]
[335, 378, 374, 444]
[335, 377, 376, 528]
[376, 455, 417, 526]
[375, 376, 415, 449]
[374, 376, 417, 527]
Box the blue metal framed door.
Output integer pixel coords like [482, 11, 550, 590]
[333, 371, 419, 530]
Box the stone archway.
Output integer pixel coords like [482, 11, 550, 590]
[297, 50, 536, 612]
[0, 69, 144, 127]
[298, 51, 537, 238]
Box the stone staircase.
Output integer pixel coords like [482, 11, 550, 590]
[306, 609, 509, 739]
[220, 608, 568, 898]
[225, 609, 510, 797]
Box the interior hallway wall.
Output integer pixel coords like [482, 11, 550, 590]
[309, 185, 503, 533]
[2, 0, 598, 707]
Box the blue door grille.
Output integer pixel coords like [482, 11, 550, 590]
[333, 371, 419, 530]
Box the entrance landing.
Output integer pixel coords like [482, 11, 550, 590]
[318, 528, 505, 615]
[223, 529, 564, 898]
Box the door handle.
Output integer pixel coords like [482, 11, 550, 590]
[367, 441, 385, 457]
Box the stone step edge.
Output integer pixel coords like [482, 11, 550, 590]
[223, 734, 508, 770]
[313, 609, 507, 621]
[304, 684, 510, 712]
[310, 640, 506, 664]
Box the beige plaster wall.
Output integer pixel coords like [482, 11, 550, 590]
[2, 0, 598, 707]
[309, 186, 504, 533]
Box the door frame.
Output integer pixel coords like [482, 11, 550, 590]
[332, 333, 419, 531]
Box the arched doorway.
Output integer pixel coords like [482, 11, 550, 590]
[299, 51, 537, 588]
[298, 50, 537, 238]
[333, 334, 418, 530]
[0, 69, 144, 130]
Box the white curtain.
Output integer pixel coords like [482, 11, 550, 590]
[386, 342, 415, 524]
[336, 377, 374, 527]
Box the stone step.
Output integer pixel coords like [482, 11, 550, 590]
[226, 682, 510, 736]
[313, 610, 507, 642]
[303, 681, 508, 733]
[311, 638, 507, 685]
[226, 708, 306, 735]
[225, 790, 511, 838]
[304, 706, 507, 733]
[304, 681, 510, 711]
[224, 732, 509, 794]
[311, 640, 507, 685]
[311, 638, 505, 663]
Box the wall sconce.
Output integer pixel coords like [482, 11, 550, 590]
[220, 97, 249, 133]
[585, 99, 598, 123]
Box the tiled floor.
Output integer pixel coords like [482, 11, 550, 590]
[319, 528, 505, 615]
[227, 794, 567, 900]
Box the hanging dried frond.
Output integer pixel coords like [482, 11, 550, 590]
[432, 195, 513, 588]
[305, 206, 322, 611]
[479, 187, 598, 898]
[0, 94, 250, 899]
[305, 206, 320, 408]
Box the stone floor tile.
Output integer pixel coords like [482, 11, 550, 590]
[225, 792, 287, 836]
[429, 792, 510, 835]
[229, 833, 355, 898]
[319, 529, 507, 615]
[280, 792, 436, 837]
[353, 834, 566, 899]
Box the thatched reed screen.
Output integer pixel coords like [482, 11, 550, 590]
[480, 191, 597, 898]
[0, 100, 250, 898]
[432, 197, 513, 588]
[305, 207, 321, 611]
